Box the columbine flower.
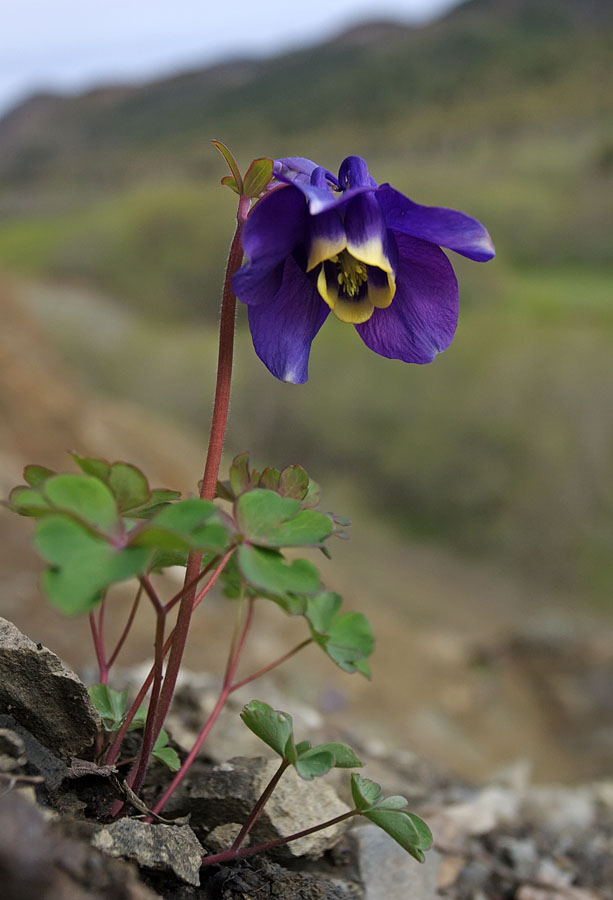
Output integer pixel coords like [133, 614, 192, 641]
[233, 155, 495, 384]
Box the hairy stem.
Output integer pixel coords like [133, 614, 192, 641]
[89, 608, 108, 684]
[148, 200, 248, 763]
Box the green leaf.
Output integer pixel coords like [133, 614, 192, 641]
[221, 174, 240, 195]
[243, 157, 274, 198]
[362, 808, 432, 858]
[295, 748, 335, 780]
[71, 453, 112, 481]
[304, 592, 342, 633]
[306, 595, 374, 677]
[133, 498, 228, 553]
[43, 474, 120, 535]
[128, 705, 148, 731]
[215, 480, 235, 502]
[87, 684, 128, 731]
[240, 700, 295, 760]
[351, 774, 383, 811]
[237, 545, 321, 596]
[23, 465, 54, 488]
[314, 742, 363, 769]
[237, 489, 333, 548]
[258, 467, 281, 491]
[35, 515, 151, 615]
[211, 140, 244, 194]
[108, 462, 150, 512]
[229, 452, 251, 496]
[350, 774, 432, 860]
[278, 465, 309, 500]
[126, 488, 182, 519]
[152, 729, 181, 771]
[7, 485, 52, 517]
[302, 479, 321, 509]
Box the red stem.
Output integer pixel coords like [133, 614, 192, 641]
[149, 599, 255, 817]
[107, 584, 143, 669]
[89, 610, 108, 684]
[128, 577, 167, 796]
[229, 638, 313, 693]
[104, 549, 234, 768]
[230, 759, 289, 851]
[200, 809, 359, 867]
[147, 202, 248, 764]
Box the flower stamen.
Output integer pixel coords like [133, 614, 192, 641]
[333, 250, 368, 298]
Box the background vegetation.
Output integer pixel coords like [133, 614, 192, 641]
[1, 0, 612, 599]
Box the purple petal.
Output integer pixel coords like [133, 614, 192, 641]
[345, 192, 394, 271]
[355, 233, 458, 363]
[241, 185, 308, 269]
[247, 256, 329, 383]
[233, 186, 307, 305]
[307, 207, 346, 271]
[377, 184, 495, 262]
[338, 156, 378, 190]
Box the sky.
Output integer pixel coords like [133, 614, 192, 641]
[0, 0, 460, 118]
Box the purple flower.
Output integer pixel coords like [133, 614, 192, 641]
[233, 155, 495, 384]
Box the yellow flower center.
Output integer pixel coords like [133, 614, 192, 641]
[333, 250, 368, 298]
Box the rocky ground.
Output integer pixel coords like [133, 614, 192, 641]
[1, 615, 612, 900]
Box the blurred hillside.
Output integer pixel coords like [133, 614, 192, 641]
[0, 0, 612, 600]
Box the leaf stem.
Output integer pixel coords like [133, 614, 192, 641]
[89, 608, 108, 684]
[107, 583, 143, 669]
[229, 638, 313, 693]
[104, 549, 234, 768]
[201, 809, 359, 867]
[148, 598, 255, 817]
[230, 758, 289, 852]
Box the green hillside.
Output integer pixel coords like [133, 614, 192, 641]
[1, 0, 612, 598]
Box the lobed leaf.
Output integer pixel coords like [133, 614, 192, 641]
[236, 489, 333, 548]
[35, 515, 151, 615]
[278, 465, 309, 500]
[132, 498, 229, 554]
[23, 465, 54, 488]
[306, 594, 374, 677]
[240, 700, 295, 761]
[88, 684, 128, 731]
[43, 474, 120, 535]
[237, 545, 321, 596]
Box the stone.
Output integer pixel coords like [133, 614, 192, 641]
[204, 822, 245, 854]
[0, 728, 27, 771]
[170, 756, 351, 859]
[92, 819, 204, 887]
[352, 824, 440, 900]
[439, 785, 520, 836]
[0, 715, 67, 790]
[0, 617, 100, 760]
[0, 788, 156, 900]
[520, 785, 596, 833]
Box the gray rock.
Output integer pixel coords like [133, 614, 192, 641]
[0, 617, 100, 760]
[170, 756, 351, 859]
[352, 824, 440, 900]
[0, 728, 27, 772]
[0, 789, 157, 900]
[92, 818, 203, 887]
[521, 785, 596, 834]
[0, 715, 67, 789]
